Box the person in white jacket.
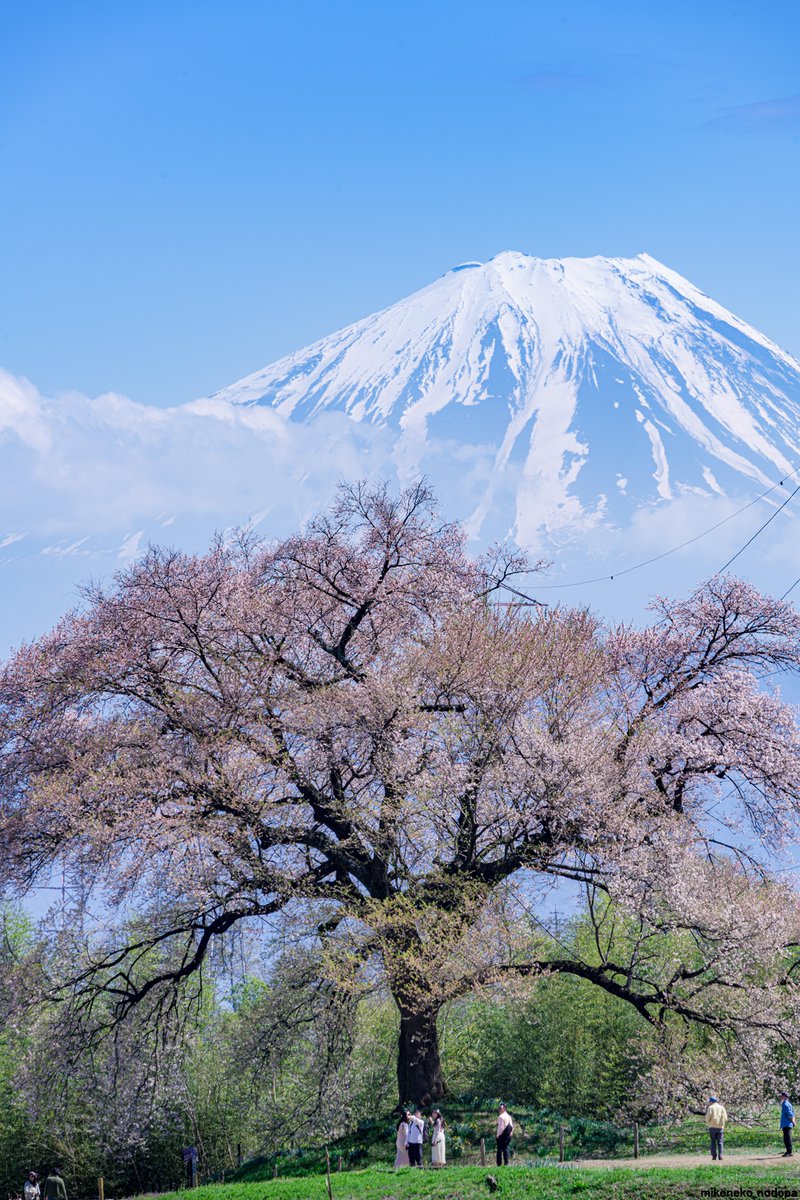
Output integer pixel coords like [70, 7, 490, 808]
[431, 1110, 446, 1167]
[406, 1108, 425, 1168]
[704, 1095, 728, 1161]
[23, 1173, 40, 1200]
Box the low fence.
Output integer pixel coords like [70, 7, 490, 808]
[160, 1112, 777, 1190]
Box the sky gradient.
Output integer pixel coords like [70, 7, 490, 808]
[2, 0, 800, 406]
[2, 0, 800, 657]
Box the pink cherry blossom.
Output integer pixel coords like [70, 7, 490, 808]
[2, 482, 800, 1103]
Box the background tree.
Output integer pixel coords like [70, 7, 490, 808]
[441, 907, 649, 1117]
[2, 482, 800, 1104]
[0, 901, 796, 1190]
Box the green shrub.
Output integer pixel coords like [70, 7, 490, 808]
[452, 1120, 479, 1142]
[567, 1116, 628, 1155]
[447, 1134, 465, 1158]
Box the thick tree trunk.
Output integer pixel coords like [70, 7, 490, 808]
[396, 1001, 446, 1105]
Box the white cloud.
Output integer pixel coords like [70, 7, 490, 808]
[0, 368, 797, 652]
[0, 369, 395, 544]
[0, 369, 51, 452]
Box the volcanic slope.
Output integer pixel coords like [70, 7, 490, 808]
[211, 252, 800, 544]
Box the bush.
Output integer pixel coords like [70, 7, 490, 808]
[567, 1117, 628, 1155]
[447, 1134, 465, 1159]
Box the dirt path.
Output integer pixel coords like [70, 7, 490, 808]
[578, 1149, 800, 1170]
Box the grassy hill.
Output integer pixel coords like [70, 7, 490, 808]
[151, 1160, 800, 1200]
[225, 1100, 780, 1181]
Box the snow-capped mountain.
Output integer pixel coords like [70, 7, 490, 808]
[4, 251, 800, 654]
[212, 252, 800, 545]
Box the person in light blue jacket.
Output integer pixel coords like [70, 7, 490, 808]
[780, 1091, 795, 1157]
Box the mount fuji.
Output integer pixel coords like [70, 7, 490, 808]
[211, 251, 800, 547]
[4, 251, 800, 655]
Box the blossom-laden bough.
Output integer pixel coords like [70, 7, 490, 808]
[2, 481, 800, 1105]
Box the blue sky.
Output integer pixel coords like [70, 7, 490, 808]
[2, 0, 800, 655]
[2, 0, 800, 405]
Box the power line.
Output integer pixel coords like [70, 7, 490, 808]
[781, 575, 800, 601]
[492, 579, 548, 608]
[713, 481, 800, 575]
[510, 466, 800, 592]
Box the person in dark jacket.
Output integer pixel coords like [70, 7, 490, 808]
[42, 1170, 67, 1200]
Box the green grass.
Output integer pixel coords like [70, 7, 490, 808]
[189, 1102, 791, 1200]
[156, 1161, 800, 1200]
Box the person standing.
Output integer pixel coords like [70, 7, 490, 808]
[496, 1103, 513, 1165]
[407, 1108, 425, 1168]
[704, 1095, 728, 1161]
[42, 1170, 67, 1200]
[431, 1109, 446, 1167]
[780, 1091, 796, 1157]
[394, 1110, 411, 1168]
[23, 1174, 40, 1200]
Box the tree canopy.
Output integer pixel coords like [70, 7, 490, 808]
[2, 482, 800, 1103]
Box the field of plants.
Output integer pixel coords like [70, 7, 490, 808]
[156, 1160, 800, 1200]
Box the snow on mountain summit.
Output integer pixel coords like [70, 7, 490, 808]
[211, 252, 800, 545]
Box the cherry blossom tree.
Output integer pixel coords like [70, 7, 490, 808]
[2, 481, 800, 1104]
